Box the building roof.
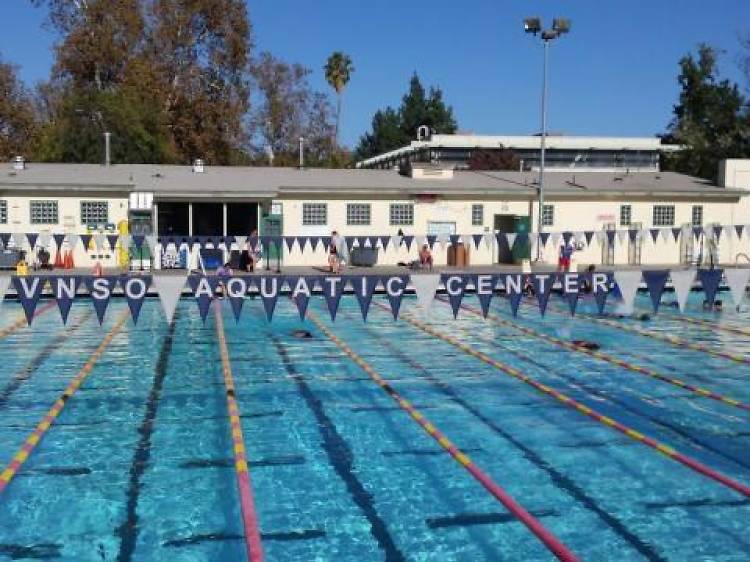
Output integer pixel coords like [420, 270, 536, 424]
[0, 162, 744, 201]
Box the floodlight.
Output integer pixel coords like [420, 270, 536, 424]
[524, 17, 541, 34]
[552, 18, 571, 34]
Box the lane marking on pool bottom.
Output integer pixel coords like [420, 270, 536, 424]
[0, 310, 129, 494]
[373, 302, 750, 499]
[306, 310, 579, 562]
[0, 301, 56, 341]
[214, 305, 264, 562]
[455, 297, 750, 413]
[659, 312, 750, 338]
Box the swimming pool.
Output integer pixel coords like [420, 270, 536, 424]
[0, 290, 748, 561]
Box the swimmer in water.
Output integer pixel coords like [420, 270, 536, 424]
[571, 340, 600, 350]
[292, 329, 313, 339]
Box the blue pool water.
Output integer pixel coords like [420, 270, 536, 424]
[0, 291, 748, 561]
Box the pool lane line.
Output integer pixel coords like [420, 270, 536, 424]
[347, 313, 667, 562]
[0, 311, 93, 408]
[374, 303, 750, 498]
[0, 301, 56, 341]
[214, 305, 264, 562]
[306, 311, 580, 562]
[0, 310, 129, 495]
[657, 312, 750, 338]
[114, 312, 179, 562]
[451, 297, 750, 413]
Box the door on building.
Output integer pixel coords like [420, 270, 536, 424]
[261, 213, 283, 261]
[493, 214, 530, 264]
[192, 203, 223, 236]
[628, 222, 643, 265]
[602, 222, 615, 265]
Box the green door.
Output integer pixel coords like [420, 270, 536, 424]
[261, 214, 283, 260]
[512, 215, 531, 262]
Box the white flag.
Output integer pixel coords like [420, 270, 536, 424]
[411, 274, 441, 316]
[483, 232, 493, 251]
[617, 230, 628, 245]
[613, 270, 642, 315]
[11, 232, 25, 248]
[119, 234, 131, 251]
[505, 232, 517, 249]
[724, 268, 750, 308]
[67, 233, 79, 250]
[152, 273, 187, 324]
[38, 233, 51, 248]
[595, 231, 606, 245]
[670, 268, 696, 312]
[146, 235, 158, 253]
[235, 235, 247, 250]
[94, 233, 106, 251]
[660, 228, 670, 243]
[0, 276, 10, 307]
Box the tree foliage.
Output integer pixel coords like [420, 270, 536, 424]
[324, 51, 354, 145]
[467, 148, 521, 171]
[355, 73, 458, 160]
[663, 44, 750, 180]
[0, 57, 38, 161]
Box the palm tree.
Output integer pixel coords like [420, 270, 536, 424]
[324, 52, 354, 146]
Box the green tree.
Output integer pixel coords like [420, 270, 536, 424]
[467, 148, 520, 171]
[0, 57, 37, 160]
[324, 51, 354, 146]
[664, 44, 749, 180]
[355, 73, 458, 160]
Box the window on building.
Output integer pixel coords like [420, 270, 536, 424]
[619, 204, 632, 226]
[302, 203, 327, 226]
[652, 205, 675, 227]
[346, 203, 371, 226]
[30, 200, 59, 225]
[471, 204, 484, 226]
[542, 204, 554, 227]
[390, 203, 414, 226]
[0, 200, 7, 224]
[692, 205, 703, 227]
[80, 201, 109, 227]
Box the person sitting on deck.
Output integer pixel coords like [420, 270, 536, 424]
[329, 231, 343, 274]
[418, 244, 433, 270]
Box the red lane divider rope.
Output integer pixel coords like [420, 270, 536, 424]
[0, 310, 129, 494]
[373, 302, 750, 498]
[214, 305, 264, 562]
[307, 310, 580, 562]
[0, 301, 56, 340]
[457, 296, 750, 413]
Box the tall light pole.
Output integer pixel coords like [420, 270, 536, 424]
[524, 17, 571, 262]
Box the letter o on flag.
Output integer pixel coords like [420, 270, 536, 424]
[124, 278, 147, 300]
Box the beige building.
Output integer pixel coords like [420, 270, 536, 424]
[0, 157, 748, 270]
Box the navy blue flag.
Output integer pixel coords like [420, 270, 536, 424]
[287, 276, 318, 320]
[367, 236, 380, 249]
[132, 235, 145, 249]
[649, 229, 660, 244]
[322, 276, 345, 320]
[12, 276, 46, 325]
[258, 276, 282, 320]
[247, 236, 259, 250]
[502, 274, 524, 317]
[224, 277, 251, 322]
[0, 233, 10, 248]
[382, 275, 408, 320]
[49, 276, 84, 324]
[402, 235, 415, 251]
[356, 236, 368, 248]
[472, 234, 484, 250]
[562, 231, 573, 246]
[85, 276, 119, 325]
[378, 236, 391, 250]
[295, 236, 309, 252]
[471, 274, 499, 318]
[671, 227, 682, 242]
[712, 225, 723, 241]
[187, 275, 219, 322]
[531, 273, 555, 316]
[605, 230, 616, 246]
[107, 235, 119, 251]
[26, 232, 39, 248]
[284, 236, 296, 253]
[80, 234, 93, 251]
[697, 268, 723, 306]
[495, 233, 510, 255]
[441, 274, 469, 318]
[449, 234, 461, 247]
[53, 234, 66, 248]
[346, 275, 380, 321]
[735, 225, 744, 239]
[642, 270, 669, 312]
[425, 235, 437, 250]
[308, 236, 321, 252]
[188, 237, 200, 250]
[592, 272, 612, 315]
[561, 273, 580, 315]
[122, 276, 151, 324]
[584, 231, 595, 245]
[628, 229, 639, 243]
[344, 236, 356, 252]
[539, 232, 551, 247]
[321, 236, 332, 252]
[692, 226, 703, 240]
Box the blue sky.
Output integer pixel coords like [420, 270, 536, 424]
[2, 0, 749, 149]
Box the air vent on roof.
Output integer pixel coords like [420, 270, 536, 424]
[404, 162, 453, 180]
[13, 156, 25, 171]
[192, 158, 205, 173]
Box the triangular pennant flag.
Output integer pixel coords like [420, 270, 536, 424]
[441, 274, 469, 318]
[649, 229, 660, 244]
[382, 275, 408, 320]
[551, 233, 562, 248]
[562, 231, 573, 246]
[295, 236, 309, 253]
[402, 235, 415, 252]
[594, 231, 605, 245]
[724, 268, 750, 308]
[153, 273, 187, 324]
[697, 269, 723, 306]
[659, 229, 670, 243]
[471, 234, 484, 250]
[628, 229, 639, 243]
[106, 235, 120, 251]
[470, 274, 498, 318]
[321, 276, 345, 320]
[592, 272, 613, 315]
[495, 233, 510, 255]
[12, 276, 45, 325]
[612, 270, 642, 316]
[132, 235, 145, 249]
[670, 269, 696, 312]
[233, 235, 247, 250]
[712, 225, 723, 241]
[0, 276, 10, 308]
[119, 234, 131, 251]
[224, 277, 249, 322]
[288, 276, 318, 320]
[12, 232, 26, 248]
[320, 236, 332, 252]
[187, 275, 218, 322]
[93, 233, 106, 251]
[146, 235, 158, 254]
[283, 236, 296, 253]
[410, 274, 440, 317]
[671, 228, 681, 242]
[616, 230, 628, 245]
[85, 276, 119, 325]
[0, 233, 10, 248]
[558, 273, 581, 315]
[346, 275, 379, 321]
[501, 273, 524, 317]
[308, 236, 321, 252]
[531, 273, 555, 316]
[642, 270, 669, 312]
[483, 232, 494, 251]
[505, 233, 518, 251]
[584, 231, 595, 246]
[449, 234, 461, 247]
[26, 232, 39, 248]
[425, 235, 437, 250]
[692, 226, 703, 240]
[258, 276, 281, 320]
[122, 275, 151, 324]
[49, 276, 84, 324]
[378, 236, 391, 251]
[38, 233, 51, 249]
[605, 230, 616, 246]
[734, 224, 744, 239]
